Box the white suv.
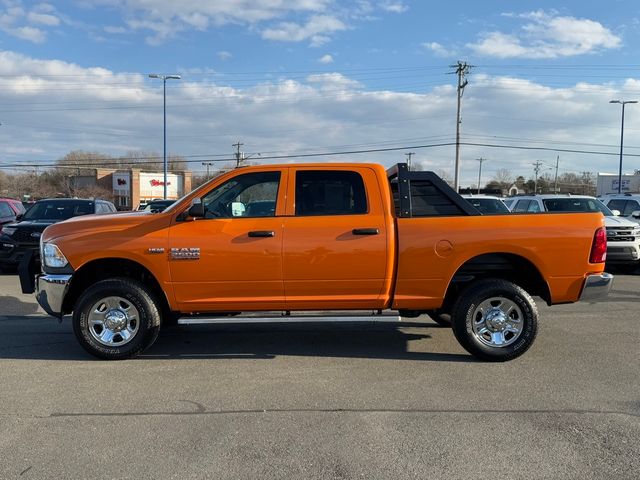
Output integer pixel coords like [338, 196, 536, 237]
[508, 194, 640, 267]
[600, 194, 640, 223]
[461, 195, 511, 215]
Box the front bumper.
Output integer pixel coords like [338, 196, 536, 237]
[605, 245, 640, 263]
[36, 274, 72, 318]
[579, 273, 614, 302]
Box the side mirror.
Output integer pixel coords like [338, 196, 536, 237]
[15, 213, 23, 221]
[188, 200, 204, 218]
[632, 210, 640, 219]
[611, 209, 621, 217]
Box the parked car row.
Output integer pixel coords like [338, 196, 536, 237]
[0, 198, 116, 272]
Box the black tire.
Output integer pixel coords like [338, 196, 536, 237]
[450, 279, 538, 362]
[425, 309, 452, 327]
[72, 278, 161, 360]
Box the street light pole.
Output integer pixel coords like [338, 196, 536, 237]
[610, 99, 638, 194]
[476, 157, 486, 194]
[149, 74, 181, 199]
[202, 162, 214, 179]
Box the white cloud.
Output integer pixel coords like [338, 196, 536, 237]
[104, 25, 126, 34]
[422, 41, 454, 57]
[306, 73, 361, 90]
[378, 1, 408, 13]
[7, 25, 46, 42]
[262, 14, 346, 46]
[89, 0, 333, 44]
[319, 54, 334, 64]
[2, 50, 636, 187]
[26, 11, 59, 26]
[468, 10, 621, 58]
[217, 50, 232, 61]
[0, 1, 61, 42]
[82, 1, 402, 46]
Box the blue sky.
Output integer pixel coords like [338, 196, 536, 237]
[1, 0, 640, 186]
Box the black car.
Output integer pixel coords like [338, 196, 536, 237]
[0, 198, 116, 271]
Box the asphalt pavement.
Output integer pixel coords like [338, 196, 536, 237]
[0, 271, 638, 479]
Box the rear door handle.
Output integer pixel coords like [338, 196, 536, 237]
[248, 230, 275, 238]
[352, 228, 379, 236]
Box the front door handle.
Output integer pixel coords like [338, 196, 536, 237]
[352, 228, 379, 236]
[248, 230, 275, 238]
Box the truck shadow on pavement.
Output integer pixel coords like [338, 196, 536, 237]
[0, 295, 41, 316]
[0, 319, 473, 362]
[144, 322, 474, 363]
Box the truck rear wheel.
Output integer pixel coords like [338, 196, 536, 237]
[450, 279, 538, 362]
[72, 278, 161, 360]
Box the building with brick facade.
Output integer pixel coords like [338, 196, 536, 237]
[77, 168, 192, 210]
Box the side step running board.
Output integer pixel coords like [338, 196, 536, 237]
[178, 314, 402, 325]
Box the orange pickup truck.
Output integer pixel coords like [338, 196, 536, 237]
[25, 163, 612, 361]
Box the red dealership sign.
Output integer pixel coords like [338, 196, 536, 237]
[150, 179, 171, 187]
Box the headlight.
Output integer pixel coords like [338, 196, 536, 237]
[2, 227, 16, 236]
[42, 243, 68, 268]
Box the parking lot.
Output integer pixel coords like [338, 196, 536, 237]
[0, 271, 638, 479]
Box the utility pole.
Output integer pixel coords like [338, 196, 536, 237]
[450, 61, 472, 192]
[533, 160, 544, 194]
[233, 141, 244, 168]
[476, 157, 486, 194]
[554, 155, 559, 193]
[405, 152, 415, 171]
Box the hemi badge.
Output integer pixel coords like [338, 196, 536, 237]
[147, 248, 165, 254]
[170, 247, 200, 260]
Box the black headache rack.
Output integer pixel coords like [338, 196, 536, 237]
[386, 163, 481, 218]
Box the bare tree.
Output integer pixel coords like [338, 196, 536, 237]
[56, 151, 113, 175]
[435, 169, 453, 186]
[120, 151, 188, 171]
[491, 168, 513, 191]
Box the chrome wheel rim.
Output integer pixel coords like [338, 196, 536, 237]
[471, 297, 523, 348]
[87, 296, 139, 347]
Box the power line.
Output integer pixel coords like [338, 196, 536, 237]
[1, 140, 638, 170]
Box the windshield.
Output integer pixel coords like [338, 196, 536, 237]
[542, 198, 614, 216]
[144, 200, 175, 212]
[22, 200, 94, 220]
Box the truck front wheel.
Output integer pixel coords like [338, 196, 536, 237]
[72, 278, 161, 360]
[450, 279, 538, 362]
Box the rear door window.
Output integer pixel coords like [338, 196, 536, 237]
[295, 171, 367, 216]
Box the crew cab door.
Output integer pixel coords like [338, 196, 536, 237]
[282, 166, 392, 310]
[168, 169, 287, 311]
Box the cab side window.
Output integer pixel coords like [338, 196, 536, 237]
[295, 170, 367, 216]
[201, 171, 280, 219]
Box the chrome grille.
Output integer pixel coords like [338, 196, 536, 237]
[606, 227, 637, 242]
